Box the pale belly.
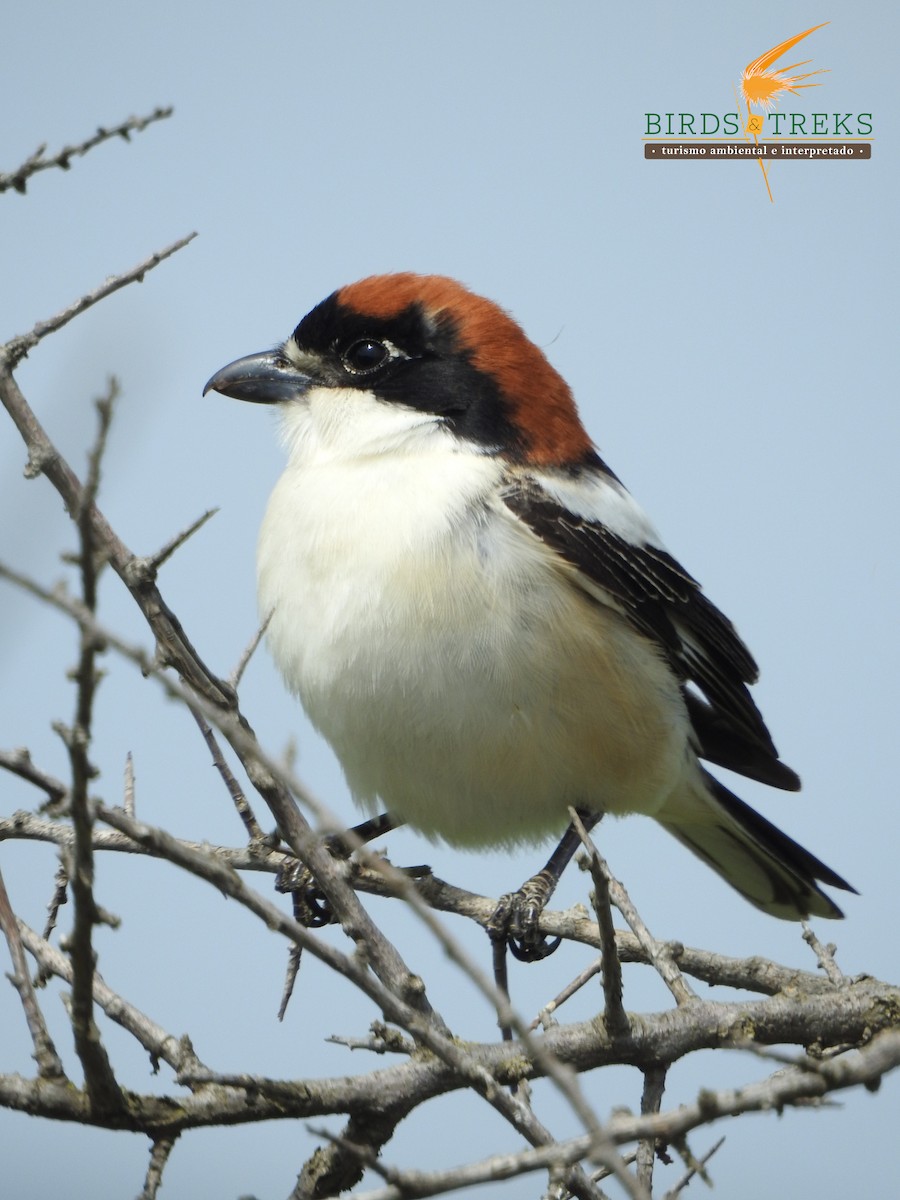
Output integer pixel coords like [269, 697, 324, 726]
[258, 455, 690, 848]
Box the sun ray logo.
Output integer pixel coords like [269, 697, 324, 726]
[737, 23, 829, 201]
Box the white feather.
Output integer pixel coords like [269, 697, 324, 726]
[534, 468, 665, 549]
[258, 389, 692, 847]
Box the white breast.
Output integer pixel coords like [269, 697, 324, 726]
[258, 390, 690, 847]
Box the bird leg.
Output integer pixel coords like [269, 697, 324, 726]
[488, 810, 602, 962]
[276, 812, 398, 927]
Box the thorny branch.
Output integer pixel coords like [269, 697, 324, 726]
[0, 107, 172, 195]
[572, 809, 626, 1036]
[16, 919, 206, 1077]
[1, 234, 198, 372]
[2, 278, 444, 1044]
[0, 867, 65, 1080]
[186, 704, 266, 842]
[0, 803, 876, 999]
[63, 379, 124, 1114]
[279, 1030, 900, 1200]
[636, 1066, 668, 1195]
[7, 883, 900, 1159]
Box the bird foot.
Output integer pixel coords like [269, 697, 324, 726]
[487, 869, 561, 962]
[274, 813, 398, 928]
[276, 859, 336, 928]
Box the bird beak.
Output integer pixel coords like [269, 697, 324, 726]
[203, 350, 314, 405]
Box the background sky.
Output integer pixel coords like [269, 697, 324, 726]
[1, 3, 897, 1198]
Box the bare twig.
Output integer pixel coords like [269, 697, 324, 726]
[22, 388, 117, 1092]
[0, 808, 288, 875]
[669, 1136, 711, 1190]
[662, 1136, 725, 1199]
[80, 378, 118, 516]
[726, 1039, 853, 1074]
[591, 1149, 638, 1185]
[138, 507, 219, 576]
[802, 921, 846, 986]
[583, 841, 696, 1007]
[123, 752, 136, 817]
[636, 1065, 668, 1193]
[41, 861, 70, 943]
[532, 958, 603, 1031]
[631, 1031, 900, 1137]
[277, 944, 302, 1023]
[0, 867, 66, 1079]
[571, 810, 628, 1035]
[138, 1135, 179, 1200]
[311, 1129, 611, 1200]
[61, 385, 124, 1114]
[0, 107, 173, 195]
[0, 557, 225, 719]
[0, 748, 67, 806]
[1, 234, 196, 371]
[18, 920, 206, 1076]
[326, 1026, 416, 1056]
[230, 611, 273, 689]
[187, 704, 265, 842]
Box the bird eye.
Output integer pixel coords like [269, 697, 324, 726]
[341, 338, 390, 375]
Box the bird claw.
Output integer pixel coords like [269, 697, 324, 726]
[275, 860, 337, 928]
[487, 871, 561, 962]
[274, 814, 400, 929]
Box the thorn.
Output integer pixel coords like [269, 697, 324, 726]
[229, 610, 273, 689]
[146, 508, 219, 573]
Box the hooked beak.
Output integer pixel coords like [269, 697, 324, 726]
[203, 350, 314, 405]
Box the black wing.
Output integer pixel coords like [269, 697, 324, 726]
[502, 471, 800, 792]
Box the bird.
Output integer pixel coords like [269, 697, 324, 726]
[204, 272, 854, 953]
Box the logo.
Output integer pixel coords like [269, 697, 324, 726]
[643, 23, 873, 202]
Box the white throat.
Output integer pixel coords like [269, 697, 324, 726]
[277, 386, 452, 466]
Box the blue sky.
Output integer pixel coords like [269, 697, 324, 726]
[1, 4, 897, 1197]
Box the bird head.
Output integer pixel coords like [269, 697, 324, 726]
[204, 273, 595, 466]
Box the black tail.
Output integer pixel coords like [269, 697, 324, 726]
[658, 771, 856, 920]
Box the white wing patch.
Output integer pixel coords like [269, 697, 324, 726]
[532, 468, 665, 550]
